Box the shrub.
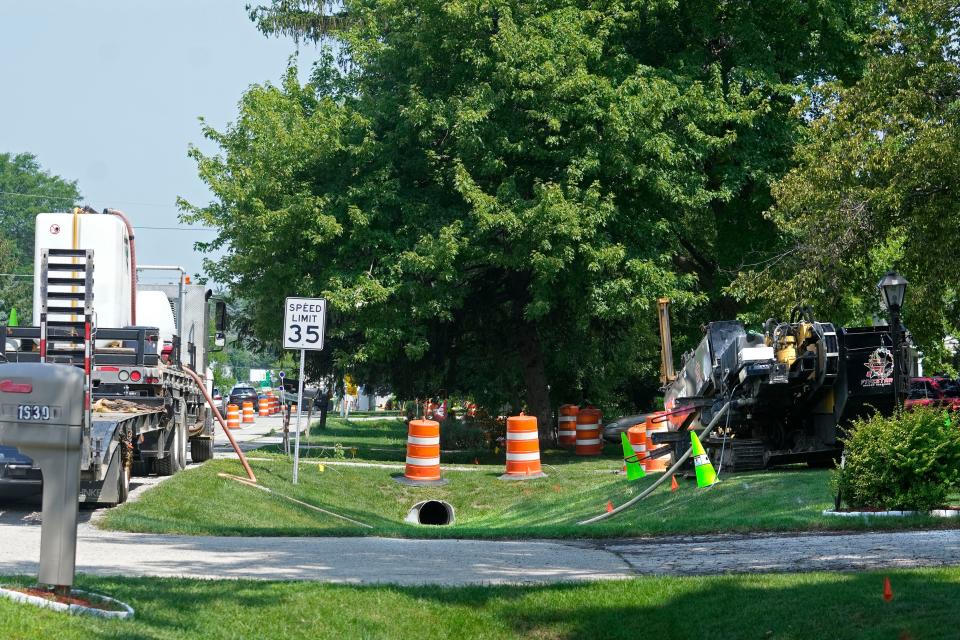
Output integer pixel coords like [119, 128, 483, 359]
[436, 409, 505, 451]
[439, 416, 488, 451]
[832, 407, 960, 511]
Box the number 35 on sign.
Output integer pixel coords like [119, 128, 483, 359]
[283, 297, 327, 351]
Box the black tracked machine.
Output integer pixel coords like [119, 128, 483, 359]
[660, 306, 916, 471]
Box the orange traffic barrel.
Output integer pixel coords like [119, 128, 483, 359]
[627, 423, 646, 462]
[258, 397, 270, 417]
[226, 404, 241, 430]
[395, 419, 448, 486]
[270, 396, 279, 415]
[575, 407, 603, 456]
[242, 401, 255, 424]
[499, 415, 546, 480]
[665, 404, 694, 430]
[557, 404, 579, 448]
[644, 411, 671, 472]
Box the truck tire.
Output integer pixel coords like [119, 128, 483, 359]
[190, 437, 214, 463]
[132, 459, 151, 476]
[156, 424, 185, 476]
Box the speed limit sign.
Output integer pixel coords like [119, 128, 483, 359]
[284, 296, 327, 486]
[283, 297, 327, 351]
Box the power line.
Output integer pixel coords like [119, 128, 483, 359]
[0, 190, 222, 223]
[0, 192, 218, 231]
[134, 226, 217, 232]
[0, 189, 175, 208]
[0, 190, 76, 201]
[3, 274, 206, 278]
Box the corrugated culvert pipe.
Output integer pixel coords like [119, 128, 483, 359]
[405, 500, 455, 525]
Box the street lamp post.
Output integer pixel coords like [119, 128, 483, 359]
[878, 271, 909, 406]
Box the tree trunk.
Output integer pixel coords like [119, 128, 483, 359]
[517, 321, 553, 445]
[319, 388, 331, 430]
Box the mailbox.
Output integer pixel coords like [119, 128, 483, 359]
[0, 363, 84, 589]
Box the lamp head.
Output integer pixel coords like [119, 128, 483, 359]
[878, 271, 908, 310]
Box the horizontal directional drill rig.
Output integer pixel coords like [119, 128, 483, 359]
[662, 305, 915, 471]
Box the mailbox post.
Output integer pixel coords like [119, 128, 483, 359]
[0, 363, 85, 592]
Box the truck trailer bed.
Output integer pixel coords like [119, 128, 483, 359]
[1, 406, 167, 503]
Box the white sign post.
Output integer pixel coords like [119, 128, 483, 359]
[283, 297, 327, 484]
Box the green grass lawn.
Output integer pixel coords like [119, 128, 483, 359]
[102, 417, 953, 538]
[263, 416, 513, 464]
[1, 569, 957, 639]
[264, 416, 413, 462]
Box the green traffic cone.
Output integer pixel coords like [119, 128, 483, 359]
[7, 307, 17, 327]
[621, 432, 646, 481]
[690, 431, 717, 488]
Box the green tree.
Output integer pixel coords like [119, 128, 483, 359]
[0, 235, 31, 325]
[185, 0, 874, 432]
[733, 0, 960, 368]
[0, 152, 82, 323]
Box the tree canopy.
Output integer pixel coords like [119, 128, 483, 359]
[0, 152, 81, 324]
[733, 0, 960, 370]
[185, 0, 876, 426]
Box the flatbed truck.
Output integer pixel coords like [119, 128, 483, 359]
[0, 209, 225, 504]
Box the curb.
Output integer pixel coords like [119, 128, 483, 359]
[822, 509, 960, 518]
[0, 586, 135, 619]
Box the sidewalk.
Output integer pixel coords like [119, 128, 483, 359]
[1, 524, 958, 585]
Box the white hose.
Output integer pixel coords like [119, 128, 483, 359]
[577, 401, 733, 525]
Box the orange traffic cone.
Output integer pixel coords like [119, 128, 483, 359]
[606, 500, 614, 513]
[883, 577, 893, 602]
[671, 474, 679, 492]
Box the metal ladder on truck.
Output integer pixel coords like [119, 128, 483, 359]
[38, 248, 94, 464]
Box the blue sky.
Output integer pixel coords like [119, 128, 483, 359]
[0, 0, 316, 280]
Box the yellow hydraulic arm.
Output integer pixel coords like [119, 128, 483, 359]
[657, 297, 676, 385]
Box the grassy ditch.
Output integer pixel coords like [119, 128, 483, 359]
[102, 450, 948, 539]
[1, 569, 957, 639]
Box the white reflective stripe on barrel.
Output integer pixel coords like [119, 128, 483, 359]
[506, 452, 541, 461]
[576, 423, 599, 430]
[507, 430, 539, 441]
[576, 438, 601, 445]
[407, 436, 440, 445]
[558, 416, 577, 422]
[406, 456, 441, 466]
[558, 430, 576, 437]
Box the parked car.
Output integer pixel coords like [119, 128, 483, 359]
[226, 385, 260, 411]
[905, 377, 960, 410]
